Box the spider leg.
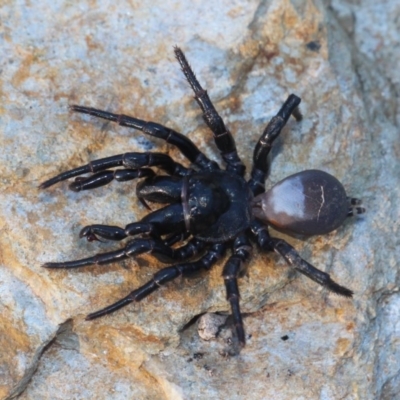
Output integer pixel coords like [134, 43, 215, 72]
[163, 232, 191, 247]
[174, 47, 245, 176]
[43, 236, 206, 269]
[70, 105, 218, 171]
[136, 175, 183, 205]
[250, 220, 353, 297]
[80, 203, 186, 242]
[68, 168, 155, 192]
[40, 152, 190, 189]
[85, 243, 226, 320]
[248, 94, 302, 196]
[222, 234, 252, 346]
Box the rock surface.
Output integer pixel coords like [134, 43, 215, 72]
[0, 0, 399, 399]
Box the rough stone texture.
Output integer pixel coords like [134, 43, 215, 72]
[0, 0, 399, 399]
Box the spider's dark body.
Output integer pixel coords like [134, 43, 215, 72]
[40, 47, 364, 347]
[180, 170, 253, 241]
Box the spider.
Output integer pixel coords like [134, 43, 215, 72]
[40, 47, 365, 347]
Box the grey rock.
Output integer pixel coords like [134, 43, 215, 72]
[0, 0, 399, 399]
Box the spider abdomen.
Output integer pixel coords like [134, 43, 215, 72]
[252, 170, 348, 235]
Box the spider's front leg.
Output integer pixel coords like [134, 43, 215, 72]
[43, 234, 206, 269]
[40, 152, 189, 190]
[43, 202, 188, 268]
[251, 220, 353, 296]
[69, 105, 219, 171]
[80, 174, 186, 242]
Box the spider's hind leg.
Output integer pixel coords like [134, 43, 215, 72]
[271, 238, 353, 297]
[248, 94, 302, 196]
[251, 220, 353, 297]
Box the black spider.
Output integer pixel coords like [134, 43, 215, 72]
[40, 47, 365, 347]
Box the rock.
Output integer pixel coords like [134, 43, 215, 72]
[198, 313, 229, 342]
[0, 0, 399, 399]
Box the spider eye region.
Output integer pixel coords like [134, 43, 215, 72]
[187, 171, 253, 242]
[252, 169, 348, 235]
[188, 176, 230, 232]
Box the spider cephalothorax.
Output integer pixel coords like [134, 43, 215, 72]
[40, 47, 365, 347]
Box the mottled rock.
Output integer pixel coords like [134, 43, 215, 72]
[0, 0, 399, 399]
[197, 313, 229, 342]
